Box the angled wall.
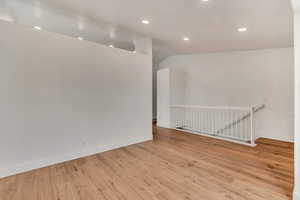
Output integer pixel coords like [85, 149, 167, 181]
[0, 21, 152, 178]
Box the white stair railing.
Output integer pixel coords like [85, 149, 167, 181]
[169, 105, 264, 146]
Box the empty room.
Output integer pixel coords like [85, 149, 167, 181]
[0, 0, 299, 200]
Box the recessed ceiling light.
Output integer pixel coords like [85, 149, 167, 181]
[202, 0, 209, 2]
[109, 45, 114, 48]
[142, 20, 150, 24]
[238, 27, 247, 32]
[77, 37, 83, 41]
[183, 37, 190, 41]
[34, 26, 41, 30]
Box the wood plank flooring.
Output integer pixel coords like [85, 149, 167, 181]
[0, 125, 294, 200]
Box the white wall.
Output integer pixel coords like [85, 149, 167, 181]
[0, 21, 152, 178]
[157, 68, 170, 128]
[294, 9, 300, 200]
[170, 68, 186, 105]
[160, 48, 294, 142]
[156, 67, 186, 128]
[152, 63, 159, 119]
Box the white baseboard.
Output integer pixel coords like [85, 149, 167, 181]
[294, 191, 300, 200]
[156, 123, 171, 129]
[174, 128, 256, 147]
[0, 136, 152, 179]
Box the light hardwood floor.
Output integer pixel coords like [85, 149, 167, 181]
[0, 125, 294, 200]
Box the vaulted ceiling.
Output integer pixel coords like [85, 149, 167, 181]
[0, 0, 294, 64]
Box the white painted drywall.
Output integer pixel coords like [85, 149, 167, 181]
[0, 21, 152, 178]
[152, 63, 159, 119]
[160, 48, 294, 142]
[157, 68, 171, 128]
[157, 67, 186, 128]
[170, 68, 186, 105]
[294, 9, 300, 200]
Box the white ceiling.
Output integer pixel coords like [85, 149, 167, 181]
[0, 0, 294, 63]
